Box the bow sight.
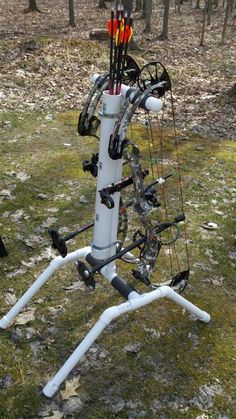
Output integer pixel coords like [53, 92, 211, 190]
[0, 6, 210, 399]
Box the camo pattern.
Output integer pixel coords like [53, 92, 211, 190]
[117, 198, 128, 251]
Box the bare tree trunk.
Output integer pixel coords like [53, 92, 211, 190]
[195, 0, 201, 9]
[159, 0, 170, 40]
[98, 0, 107, 8]
[200, 0, 207, 45]
[142, 0, 147, 18]
[229, 0, 235, 12]
[144, 0, 152, 32]
[176, 0, 181, 13]
[221, 0, 230, 43]
[226, 82, 236, 101]
[68, 0, 76, 27]
[135, 0, 143, 11]
[122, 0, 133, 15]
[207, 0, 213, 24]
[25, 0, 41, 13]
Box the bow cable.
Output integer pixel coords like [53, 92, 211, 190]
[170, 90, 191, 271]
[146, 88, 191, 283]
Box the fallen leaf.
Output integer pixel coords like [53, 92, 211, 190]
[211, 276, 224, 286]
[123, 342, 141, 354]
[79, 195, 88, 204]
[16, 172, 31, 182]
[11, 209, 25, 222]
[60, 377, 80, 400]
[0, 189, 12, 198]
[40, 247, 57, 260]
[4, 291, 17, 305]
[17, 234, 43, 248]
[64, 281, 84, 291]
[47, 207, 59, 213]
[41, 217, 58, 228]
[44, 412, 64, 419]
[48, 306, 63, 316]
[200, 222, 218, 230]
[6, 267, 28, 279]
[14, 308, 36, 325]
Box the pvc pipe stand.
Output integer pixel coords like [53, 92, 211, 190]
[0, 80, 211, 400]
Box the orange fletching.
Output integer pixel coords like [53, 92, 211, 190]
[115, 26, 124, 45]
[115, 22, 132, 45]
[107, 18, 119, 38]
[123, 26, 133, 43]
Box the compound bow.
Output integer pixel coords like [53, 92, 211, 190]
[52, 8, 190, 293]
[107, 60, 190, 291]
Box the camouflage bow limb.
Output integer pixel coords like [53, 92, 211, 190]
[78, 74, 109, 137]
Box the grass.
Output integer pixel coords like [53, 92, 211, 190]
[0, 109, 235, 418]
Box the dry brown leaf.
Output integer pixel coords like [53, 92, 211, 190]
[64, 281, 84, 291]
[60, 377, 80, 400]
[14, 308, 36, 325]
[4, 290, 17, 305]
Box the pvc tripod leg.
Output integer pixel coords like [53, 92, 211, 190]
[0, 246, 91, 329]
[43, 285, 210, 398]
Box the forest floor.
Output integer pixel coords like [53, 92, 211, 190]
[0, 1, 236, 419]
[0, 0, 236, 139]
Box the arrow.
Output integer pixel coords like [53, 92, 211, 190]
[107, 5, 133, 95]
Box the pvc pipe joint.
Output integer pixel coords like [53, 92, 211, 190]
[91, 74, 162, 112]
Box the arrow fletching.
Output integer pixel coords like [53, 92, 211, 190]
[107, 6, 133, 95]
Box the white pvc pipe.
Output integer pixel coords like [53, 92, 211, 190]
[100, 266, 117, 282]
[91, 74, 163, 112]
[162, 287, 211, 323]
[91, 91, 123, 262]
[120, 84, 162, 112]
[127, 286, 211, 323]
[43, 317, 107, 398]
[0, 246, 91, 329]
[43, 285, 210, 397]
